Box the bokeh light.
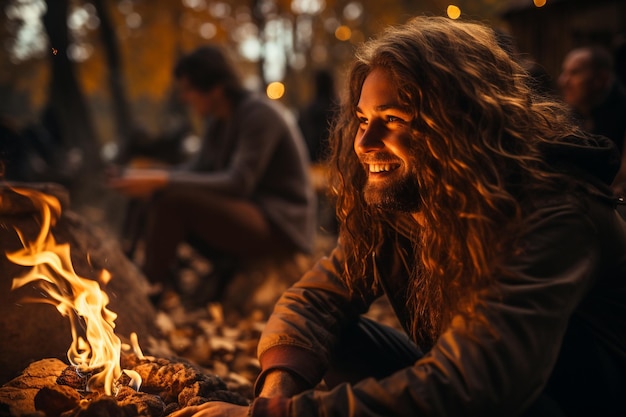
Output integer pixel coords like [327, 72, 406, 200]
[447, 5, 461, 19]
[533, 0, 547, 7]
[335, 25, 352, 41]
[291, 0, 326, 15]
[199, 22, 217, 39]
[266, 82, 285, 100]
[343, 2, 363, 21]
[126, 12, 142, 29]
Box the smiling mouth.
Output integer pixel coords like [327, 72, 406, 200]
[368, 163, 401, 173]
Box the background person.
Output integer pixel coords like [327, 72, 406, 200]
[558, 45, 626, 197]
[108, 46, 316, 307]
[558, 45, 626, 149]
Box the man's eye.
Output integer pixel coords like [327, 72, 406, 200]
[387, 115, 405, 123]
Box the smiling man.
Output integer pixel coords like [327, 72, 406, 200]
[171, 16, 626, 417]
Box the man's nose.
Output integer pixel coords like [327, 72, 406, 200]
[355, 121, 385, 154]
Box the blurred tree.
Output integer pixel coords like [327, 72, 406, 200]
[41, 0, 102, 186]
[92, 0, 135, 163]
[1, 0, 500, 180]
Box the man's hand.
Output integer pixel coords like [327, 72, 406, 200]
[169, 401, 249, 417]
[106, 168, 169, 198]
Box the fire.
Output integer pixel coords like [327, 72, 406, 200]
[6, 187, 142, 395]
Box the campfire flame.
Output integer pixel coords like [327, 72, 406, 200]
[6, 187, 142, 395]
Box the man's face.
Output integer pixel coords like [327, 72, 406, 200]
[354, 68, 422, 212]
[558, 50, 601, 112]
[177, 76, 220, 117]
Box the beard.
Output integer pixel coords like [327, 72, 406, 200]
[363, 169, 422, 212]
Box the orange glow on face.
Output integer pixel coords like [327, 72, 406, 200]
[7, 187, 142, 395]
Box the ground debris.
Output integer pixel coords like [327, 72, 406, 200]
[0, 353, 248, 417]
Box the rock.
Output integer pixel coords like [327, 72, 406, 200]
[34, 385, 81, 416]
[0, 358, 67, 416]
[0, 387, 42, 417]
[0, 355, 247, 417]
[3, 359, 67, 390]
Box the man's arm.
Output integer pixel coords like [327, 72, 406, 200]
[106, 168, 169, 198]
[254, 242, 378, 388]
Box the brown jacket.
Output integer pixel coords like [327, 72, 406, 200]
[252, 141, 626, 416]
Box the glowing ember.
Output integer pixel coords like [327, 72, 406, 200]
[6, 187, 142, 395]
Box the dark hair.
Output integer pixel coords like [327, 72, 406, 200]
[174, 46, 245, 99]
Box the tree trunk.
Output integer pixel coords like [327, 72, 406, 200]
[91, 0, 135, 164]
[251, 0, 268, 87]
[42, 0, 102, 201]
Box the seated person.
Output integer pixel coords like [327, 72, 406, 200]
[108, 46, 316, 306]
[558, 45, 626, 196]
[169, 16, 626, 417]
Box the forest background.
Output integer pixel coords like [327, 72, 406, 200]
[0, 0, 618, 229]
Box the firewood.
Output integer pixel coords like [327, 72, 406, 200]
[33, 385, 80, 416]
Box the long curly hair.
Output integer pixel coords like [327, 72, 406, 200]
[327, 16, 584, 345]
